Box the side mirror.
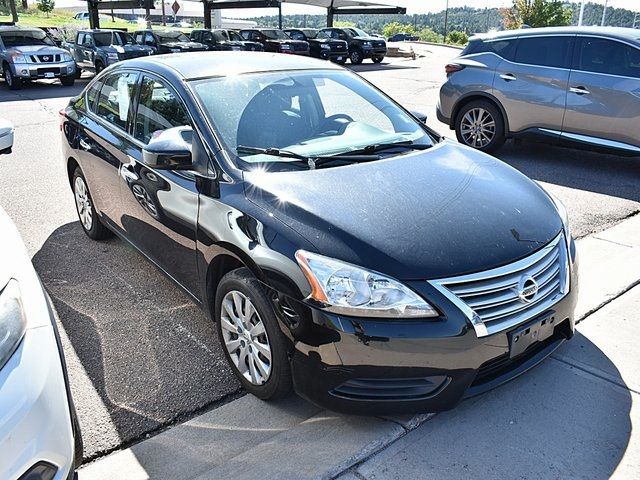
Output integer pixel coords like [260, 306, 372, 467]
[142, 126, 193, 170]
[0, 120, 14, 155]
[410, 110, 428, 124]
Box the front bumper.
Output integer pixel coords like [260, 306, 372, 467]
[362, 47, 387, 58]
[11, 61, 75, 80]
[287, 242, 579, 415]
[0, 326, 75, 479]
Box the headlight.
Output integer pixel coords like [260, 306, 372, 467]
[9, 53, 27, 63]
[62, 52, 73, 62]
[0, 280, 27, 371]
[280, 44, 291, 50]
[320, 44, 331, 49]
[362, 41, 372, 47]
[547, 191, 571, 240]
[107, 52, 119, 60]
[295, 251, 438, 318]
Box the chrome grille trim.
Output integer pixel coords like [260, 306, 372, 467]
[430, 233, 569, 338]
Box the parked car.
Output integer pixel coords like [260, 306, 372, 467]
[284, 28, 348, 64]
[438, 26, 640, 154]
[0, 118, 13, 154]
[221, 29, 264, 51]
[388, 33, 419, 42]
[0, 25, 76, 89]
[63, 29, 152, 76]
[319, 27, 386, 64]
[239, 28, 309, 55]
[190, 29, 244, 51]
[133, 29, 207, 54]
[60, 52, 577, 415]
[0, 129, 82, 479]
[73, 12, 90, 21]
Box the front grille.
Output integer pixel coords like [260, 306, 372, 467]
[293, 43, 308, 52]
[330, 42, 345, 50]
[30, 54, 60, 63]
[373, 41, 386, 48]
[330, 376, 448, 402]
[431, 233, 568, 337]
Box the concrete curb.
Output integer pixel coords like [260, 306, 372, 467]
[78, 214, 640, 480]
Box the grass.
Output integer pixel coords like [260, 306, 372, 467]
[0, 8, 137, 31]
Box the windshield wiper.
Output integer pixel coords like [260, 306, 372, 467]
[236, 145, 380, 169]
[352, 140, 433, 155]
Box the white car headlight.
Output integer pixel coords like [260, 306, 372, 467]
[9, 53, 27, 63]
[107, 52, 119, 60]
[62, 52, 73, 62]
[363, 41, 372, 47]
[320, 44, 331, 49]
[0, 280, 27, 371]
[295, 251, 438, 318]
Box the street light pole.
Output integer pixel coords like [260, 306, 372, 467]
[601, 0, 608, 26]
[578, 0, 585, 26]
[443, 0, 449, 42]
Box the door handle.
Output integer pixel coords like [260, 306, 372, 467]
[569, 86, 590, 95]
[79, 138, 91, 151]
[499, 73, 517, 82]
[119, 164, 139, 182]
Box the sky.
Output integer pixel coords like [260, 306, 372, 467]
[228, 0, 638, 17]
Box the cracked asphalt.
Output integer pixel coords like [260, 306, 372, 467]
[0, 44, 638, 461]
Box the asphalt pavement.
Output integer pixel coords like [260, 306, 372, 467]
[0, 45, 639, 461]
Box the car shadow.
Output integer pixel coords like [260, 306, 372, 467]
[0, 76, 91, 101]
[32, 221, 241, 461]
[494, 140, 640, 201]
[348, 61, 419, 73]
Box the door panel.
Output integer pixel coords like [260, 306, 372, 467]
[562, 37, 640, 150]
[492, 36, 574, 135]
[118, 75, 200, 296]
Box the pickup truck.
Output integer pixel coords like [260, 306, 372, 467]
[319, 27, 387, 64]
[63, 29, 152, 76]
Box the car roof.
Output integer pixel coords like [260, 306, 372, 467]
[474, 26, 640, 45]
[118, 51, 342, 81]
[0, 25, 44, 33]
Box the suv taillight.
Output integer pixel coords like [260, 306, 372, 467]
[445, 63, 464, 75]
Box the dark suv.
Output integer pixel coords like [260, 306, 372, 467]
[320, 27, 386, 64]
[284, 28, 348, 64]
[60, 52, 576, 415]
[438, 26, 640, 154]
[239, 28, 309, 55]
[190, 29, 244, 51]
[133, 29, 207, 54]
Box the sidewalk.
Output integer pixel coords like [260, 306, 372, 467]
[78, 214, 640, 480]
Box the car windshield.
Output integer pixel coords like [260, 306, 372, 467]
[157, 31, 190, 43]
[262, 30, 289, 40]
[212, 30, 227, 42]
[0, 30, 55, 47]
[313, 30, 330, 40]
[347, 28, 370, 38]
[228, 31, 243, 41]
[112, 31, 136, 45]
[191, 70, 435, 171]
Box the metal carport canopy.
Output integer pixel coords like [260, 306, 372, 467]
[203, 0, 407, 28]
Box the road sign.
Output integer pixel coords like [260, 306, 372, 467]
[171, 1, 180, 15]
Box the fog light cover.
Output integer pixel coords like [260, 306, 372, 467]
[18, 461, 58, 480]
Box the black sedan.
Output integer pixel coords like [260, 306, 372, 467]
[284, 28, 348, 64]
[60, 53, 577, 415]
[133, 29, 207, 54]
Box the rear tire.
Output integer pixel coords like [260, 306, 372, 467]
[454, 99, 506, 153]
[215, 268, 292, 401]
[72, 167, 113, 240]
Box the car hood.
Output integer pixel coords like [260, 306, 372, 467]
[10, 45, 66, 55]
[268, 39, 307, 46]
[243, 142, 562, 280]
[161, 41, 204, 49]
[355, 36, 384, 42]
[102, 44, 150, 53]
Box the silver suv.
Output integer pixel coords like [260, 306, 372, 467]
[437, 27, 640, 155]
[0, 25, 76, 90]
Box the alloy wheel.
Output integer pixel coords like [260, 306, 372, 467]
[460, 107, 496, 148]
[220, 290, 272, 385]
[74, 176, 93, 231]
[5, 69, 13, 87]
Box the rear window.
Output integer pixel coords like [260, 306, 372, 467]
[462, 38, 517, 61]
[514, 36, 572, 68]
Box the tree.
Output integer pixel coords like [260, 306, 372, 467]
[416, 27, 442, 43]
[446, 30, 469, 45]
[36, 0, 54, 17]
[7, 0, 19, 22]
[502, 0, 571, 29]
[382, 22, 415, 39]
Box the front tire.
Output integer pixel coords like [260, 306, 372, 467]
[215, 268, 292, 400]
[4, 66, 21, 90]
[372, 56, 384, 63]
[61, 75, 75, 87]
[94, 61, 104, 74]
[72, 167, 112, 240]
[349, 49, 363, 65]
[454, 99, 506, 153]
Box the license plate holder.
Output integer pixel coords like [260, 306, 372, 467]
[336, 56, 343, 61]
[508, 313, 556, 358]
[44, 72, 55, 78]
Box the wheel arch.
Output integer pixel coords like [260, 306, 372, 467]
[451, 93, 510, 137]
[66, 157, 80, 187]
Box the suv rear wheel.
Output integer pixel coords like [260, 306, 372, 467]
[454, 99, 505, 153]
[215, 268, 292, 400]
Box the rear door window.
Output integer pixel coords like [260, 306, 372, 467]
[576, 37, 640, 78]
[95, 72, 138, 131]
[514, 36, 573, 68]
